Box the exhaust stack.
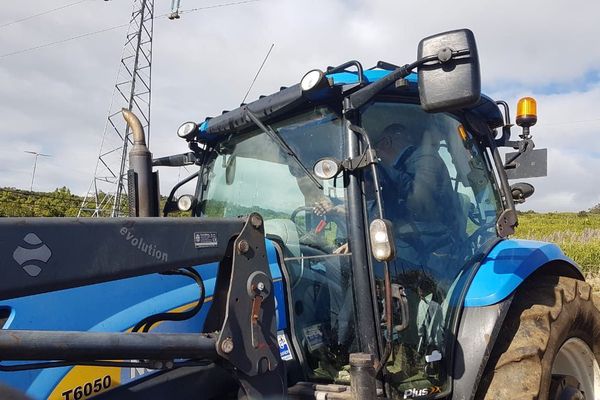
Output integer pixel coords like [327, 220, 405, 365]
[122, 108, 159, 217]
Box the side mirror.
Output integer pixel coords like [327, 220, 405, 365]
[510, 182, 535, 203]
[417, 29, 481, 112]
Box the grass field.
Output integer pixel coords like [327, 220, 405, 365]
[515, 212, 600, 291]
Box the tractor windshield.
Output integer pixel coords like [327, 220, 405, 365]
[198, 106, 359, 380]
[361, 101, 502, 395]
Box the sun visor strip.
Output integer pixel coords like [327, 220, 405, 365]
[196, 69, 503, 140]
[199, 85, 304, 138]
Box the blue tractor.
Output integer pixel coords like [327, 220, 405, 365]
[1, 29, 598, 400]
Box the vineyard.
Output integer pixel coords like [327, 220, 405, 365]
[516, 211, 600, 291]
[2, 187, 599, 282]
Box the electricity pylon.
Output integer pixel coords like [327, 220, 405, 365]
[79, 0, 154, 217]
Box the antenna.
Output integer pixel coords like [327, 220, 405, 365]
[241, 43, 274, 104]
[24, 151, 52, 192]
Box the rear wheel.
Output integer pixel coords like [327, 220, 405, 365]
[477, 275, 600, 400]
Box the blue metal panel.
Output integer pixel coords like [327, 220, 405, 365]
[0, 239, 287, 399]
[465, 239, 579, 307]
[326, 70, 418, 86]
[265, 239, 287, 331]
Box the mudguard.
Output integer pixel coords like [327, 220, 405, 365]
[464, 239, 583, 307]
[453, 239, 583, 400]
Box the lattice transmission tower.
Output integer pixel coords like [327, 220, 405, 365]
[79, 0, 154, 217]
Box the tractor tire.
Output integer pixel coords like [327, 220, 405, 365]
[476, 275, 600, 400]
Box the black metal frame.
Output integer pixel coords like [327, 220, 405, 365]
[342, 112, 381, 361]
[0, 214, 285, 399]
[0, 217, 243, 300]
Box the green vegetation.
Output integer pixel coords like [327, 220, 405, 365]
[3, 186, 598, 277]
[201, 199, 289, 220]
[515, 212, 600, 274]
[0, 187, 83, 217]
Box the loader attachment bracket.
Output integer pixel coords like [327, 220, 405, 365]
[211, 213, 287, 397]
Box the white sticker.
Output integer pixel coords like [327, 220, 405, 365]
[303, 324, 324, 352]
[193, 232, 218, 248]
[425, 349, 442, 363]
[277, 332, 293, 361]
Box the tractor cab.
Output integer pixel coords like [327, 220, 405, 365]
[163, 29, 519, 397]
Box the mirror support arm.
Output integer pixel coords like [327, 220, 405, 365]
[346, 62, 416, 113]
[487, 134, 519, 237]
[345, 47, 471, 113]
[163, 171, 200, 216]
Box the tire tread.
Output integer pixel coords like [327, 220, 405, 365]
[477, 276, 600, 400]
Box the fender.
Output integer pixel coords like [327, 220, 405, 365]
[464, 239, 583, 308]
[452, 239, 583, 400]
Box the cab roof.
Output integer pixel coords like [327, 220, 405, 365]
[197, 63, 504, 140]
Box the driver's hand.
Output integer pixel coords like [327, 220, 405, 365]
[314, 198, 334, 216]
[333, 242, 349, 254]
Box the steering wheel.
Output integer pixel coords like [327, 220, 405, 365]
[290, 205, 351, 258]
[290, 206, 314, 225]
[290, 205, 329, 236]
[466, 220, 495, 252]
[467, 203, 485, 226]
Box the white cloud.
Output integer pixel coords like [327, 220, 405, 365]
[492, 81, 600, 211]
[1, 0, 599, 211]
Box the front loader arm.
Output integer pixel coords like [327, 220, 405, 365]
[0, 213, 285, 399]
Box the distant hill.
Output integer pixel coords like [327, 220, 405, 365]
[0, 188, 174, 217]
[0, 187, 83, 217]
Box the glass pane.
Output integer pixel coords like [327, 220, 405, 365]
[201, 107, 347, 254]
[199, 106, 358, 382]
[361, 102, 502, 395]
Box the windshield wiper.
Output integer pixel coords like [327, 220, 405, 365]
[243, 107, 323, 190]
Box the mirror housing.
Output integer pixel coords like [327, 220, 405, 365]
[511, 182, 535, 203]
[417, 29, 481, 112]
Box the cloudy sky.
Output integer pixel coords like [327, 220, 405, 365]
[1, 0, 599, 212]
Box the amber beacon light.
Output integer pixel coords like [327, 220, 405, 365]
[516, 97, 537, 126]
[516, 96, 537, 138]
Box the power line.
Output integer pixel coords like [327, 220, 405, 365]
[0, 0, 89, 30]
[0, 23, 129, 59]
[179, 0, 260, 14]
[538, 118, 600, 127]
[0, 0, 261, 60]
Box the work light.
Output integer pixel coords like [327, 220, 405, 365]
[177, 121, 198, 140]
[300, 69, 326, 91]
[177, 194, 195, 211]
[369, 219, 395, 262]
[313, 158, 341, 180]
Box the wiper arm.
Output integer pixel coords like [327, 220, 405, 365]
[243, 107, 323, 190]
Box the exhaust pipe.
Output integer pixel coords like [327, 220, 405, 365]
[122, 108, 147, 146]
[122, 108, 159, 217]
